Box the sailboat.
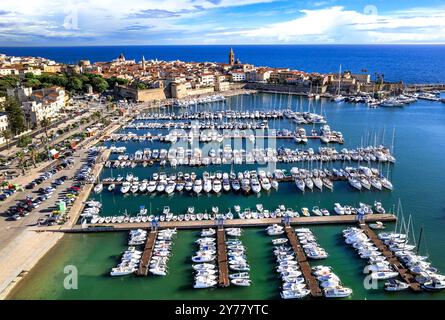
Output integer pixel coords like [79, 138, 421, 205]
[333, 65, 345, 103]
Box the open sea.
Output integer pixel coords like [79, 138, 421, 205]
[8, 92, 445, 300]
[1, 45, 445, 84]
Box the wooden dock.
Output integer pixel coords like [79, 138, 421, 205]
[284, 226, 323, 298]
[358, 223, 422, 292]
[136, 230, 158, 276]
[61, 214, 397, 233]
[216, 228, 230, 287]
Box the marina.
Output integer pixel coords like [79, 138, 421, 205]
[7, 91, 445, 301]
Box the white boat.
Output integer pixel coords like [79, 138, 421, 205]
[139, 180, 147, 192]
[110, 266, 136, 276]
[380, 177, 393, 190]
[295, 179, 305, 192]
[147, 181, 157, 193]
[251, 179, 261, 194]
[369, 221, 386, 230]
[334, 203, 345, 215]
[348, 178, 362, 190]
[230, 278, 252, 287]
[312, 206, 322, 216]
[212, 180, 222, 193]
[423, 278, 445, 291]
[120, 182, 131, 194]
[384, 279, 410, 291]
[261, 178, 272, 191]
[193, 179, 203, 194]
[108, 184, 115, 192]
[370, 271, 399, 280]
[165, 180, 176, 195]
[280, 289, 310, 299]
[304, 178, 314, 191]
[194, 280, 217, 289]
[94, 183, 103, 194]
[313, 177, 323, 190]
[203, 179, 212, 193]
[324, 287, 353, 298]
[229, 272, 250, 280]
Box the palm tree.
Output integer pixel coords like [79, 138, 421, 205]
[16, 151, 26, 176]
[1, 129, 12, 149]
[29, 146, 37, 168]
[92, 111, 101, 121]
[40, 117, 51, 158]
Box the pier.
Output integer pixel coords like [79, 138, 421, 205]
[358, 223, 422, 292]
[62, 214, 397, 233]
[136, 230, 158, 276]
[284, 226, 323, 297]
[216, 228, 230, 287]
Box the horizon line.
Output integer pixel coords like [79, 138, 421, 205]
[2, 43, 445, 48]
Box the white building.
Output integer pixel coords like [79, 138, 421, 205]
[230, 71, 246, 82]
[19, 67, 42, 78]
[0, 112, 9, 144]
[199, 73, 215, 87]
[21, 87, 66, 125]
[0, 68, 19, 76]
[245, 69, 272, 83]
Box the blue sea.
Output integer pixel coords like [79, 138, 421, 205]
[1, 45, 444, 84]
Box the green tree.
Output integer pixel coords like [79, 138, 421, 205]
[91, 77, 109, 93]
[40, 117, 52, 157]
[24, 78, 41, 88]
[92, 111, 101, 121]
[24, 72, 36, 79]
[17, 134, 32, 148]
[0, 76, 19, 96]
[67, 77, 83, 92]
[4, 98, 26, 135]
[16, 151, 27, 175]
[137, 82, 147, 90]
[29, 146, 38, 168]
[1, 129, 12, 149]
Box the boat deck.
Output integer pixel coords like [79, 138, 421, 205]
[217, 228, 230, 287]
[136, 230, 158, 276]
[358, 223, 422, 292]
[285, 226, 323, 297]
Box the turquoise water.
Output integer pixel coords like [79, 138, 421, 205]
[9, 93, 445, 300]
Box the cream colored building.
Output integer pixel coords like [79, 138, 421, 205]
[171, 82, 187, 99]
[0, 112, 9, 144]
[21, 87, 66, 125]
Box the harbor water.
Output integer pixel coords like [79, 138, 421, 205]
[9, 93, 445, 300]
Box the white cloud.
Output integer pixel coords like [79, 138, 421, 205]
[225, 5, 445, 43]
[1, 1, 445, 45]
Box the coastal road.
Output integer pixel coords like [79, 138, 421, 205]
[0, 115, 123, 298]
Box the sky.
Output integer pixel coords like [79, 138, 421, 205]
[1, 0, 445, 46]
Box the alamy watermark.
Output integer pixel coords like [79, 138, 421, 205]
[63, 2, 79, 30]
[63, 265, 78, 290]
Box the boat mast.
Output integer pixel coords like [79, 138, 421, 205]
[337, 64, 342, 96]
[416, 226, 424, 255]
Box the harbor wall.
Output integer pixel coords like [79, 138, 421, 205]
[114, 85, 168, 102]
